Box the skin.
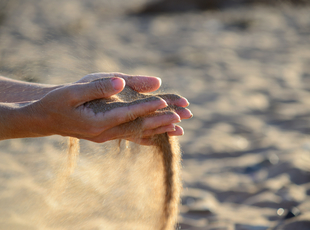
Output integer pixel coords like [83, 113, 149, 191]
[0, 72, 192, 144]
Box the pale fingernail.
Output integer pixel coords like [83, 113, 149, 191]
[157, 99, 168, 109]
[166, 124, 176, 132]
[172, 114, 181, 123]
[172, 126, 184, 136]
[156, 77, 162, 86]
[188, 110, 193, 118]
[181, 97, 190, 106]
[111, 77, 125, 90]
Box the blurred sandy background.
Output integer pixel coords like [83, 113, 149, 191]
[1, 0, 310, 229]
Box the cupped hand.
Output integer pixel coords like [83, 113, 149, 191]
[26, 73, 192, 145]
[77, 72, 192, 139]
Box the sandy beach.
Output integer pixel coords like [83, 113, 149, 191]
[1, 0, 310, 229]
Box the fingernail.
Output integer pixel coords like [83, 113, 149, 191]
[156, 77, 162, 86]
[176, 127, 184, 136]
[184, 98, 190, 106]
[188, 110, 193, 118]
[111, 77, 125, 90]
[157, 99, 168, 109]
[180, 97, 190, 107]
[166, 124, 176, 132]
[172, 114, 181, 123]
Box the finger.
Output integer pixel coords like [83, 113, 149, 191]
[173, 107, 193, 120]
[168, 125, 184, 136]
[112, 73, 162, 93]
[92, 125, 182, 145]
[102, 97, 168, 128]
[142, 124, 176, 137]
[79, 72, 162, 93]
[157, 94, 189, 107]
[142, 111, 180, 130]
[91, 110, 180, 142]
[98, 111, 180, 140]
[68, 77, 125, 107]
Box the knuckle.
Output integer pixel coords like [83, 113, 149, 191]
[125, 106, 138, 121]
[95, 80, 109, 96]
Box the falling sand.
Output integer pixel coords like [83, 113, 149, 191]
[45, 85, 183, 230]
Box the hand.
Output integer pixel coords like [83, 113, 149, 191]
[77, 73, 192, 142]
[23, 73, 192, 144]
[76, 72, 162, 93]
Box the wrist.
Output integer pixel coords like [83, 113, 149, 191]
[20, 85, 64, 102]
[0, 101, 51, 140]
[19, 100, 53, 138]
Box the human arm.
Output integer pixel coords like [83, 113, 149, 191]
[0, 73, 192, 144]
[0, 76, 60, 102]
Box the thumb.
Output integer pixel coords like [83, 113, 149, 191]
[69, 77, 125, 106]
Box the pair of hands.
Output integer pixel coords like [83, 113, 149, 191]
[29, 73, 192, 145]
